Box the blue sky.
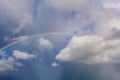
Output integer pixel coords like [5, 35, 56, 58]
[1, 0, 120, 80]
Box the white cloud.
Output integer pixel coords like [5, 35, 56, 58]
[38, 37, 53, 49]
[51, 62, 58, 67]
[13, 50, 36, 60]
[0, 50, 36, 72]
[0, 57, 22, 71]
[56, 35, 120, 64]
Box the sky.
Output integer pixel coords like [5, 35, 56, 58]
[1, 0, 120, 80]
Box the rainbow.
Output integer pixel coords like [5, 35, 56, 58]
[0, 32, 72, 51]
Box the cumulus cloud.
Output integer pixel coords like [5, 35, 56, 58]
[38, 37, 53, 49]
[51, 62, 58, 67]
[13, 50, 36, 60]
[0, 50, 36, 72]
[0, 57, 22, 71]
[56, 35, 120, 64]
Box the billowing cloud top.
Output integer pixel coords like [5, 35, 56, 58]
[38, 37, 53, 49]
[56, 35, 120, 64]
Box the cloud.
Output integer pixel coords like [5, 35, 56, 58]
[13, 50, 36, 60]
[0, 57, 22, 71]
[51, 62, 58, 67]
[0, 0, 34, 34]
[45, 0, 120, 36]
[0, 0, 120, 36]
[38, 37, 53, 49]
[14, 14, 33, 33]
[0, 50, 36, 72]
[55, 35, 120, 64]
[102, 0, 120, 9]
[1, 0, 120, 79]
[47, 0, 89, 11]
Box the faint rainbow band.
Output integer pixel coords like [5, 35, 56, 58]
[0, 32, 72, 51]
